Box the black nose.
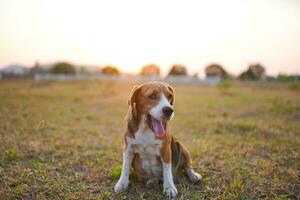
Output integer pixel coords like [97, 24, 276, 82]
[162, 107, 173, 117]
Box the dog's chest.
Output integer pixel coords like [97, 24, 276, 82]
[128, 129, 163, 176]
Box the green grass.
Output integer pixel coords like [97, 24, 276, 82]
[0, 80, 299, 199]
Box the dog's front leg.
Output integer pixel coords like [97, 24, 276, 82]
[161, 144, 178, 198]
[114, 146, 133, 192]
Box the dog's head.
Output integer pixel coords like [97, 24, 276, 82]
[128, 82, 175, 137]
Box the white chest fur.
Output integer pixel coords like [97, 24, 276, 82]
[127, 126, 163, 177]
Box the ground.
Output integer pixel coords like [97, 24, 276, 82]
[0, 80, 299, 200]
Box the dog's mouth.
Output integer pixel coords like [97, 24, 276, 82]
[147, 114, 165, 138]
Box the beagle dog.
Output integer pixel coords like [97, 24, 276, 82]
[114, 81, 201, 198]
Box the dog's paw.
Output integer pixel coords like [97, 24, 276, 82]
[163, 182, 178, 198]
[186, 169, 202, 182]
[114, 179, 129, 193]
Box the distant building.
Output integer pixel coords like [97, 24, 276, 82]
[0, 64, 29, 77]
[78, 65, 100, 73]
[168, 64, 188, 76]
[239, 63, 266, 80]
[140, 64, 160, 76]
[205, 64, 228, 78]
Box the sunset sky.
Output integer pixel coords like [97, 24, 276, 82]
[0, 0, 299, 76]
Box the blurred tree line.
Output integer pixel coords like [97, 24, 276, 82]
[27, 60, 299, 82]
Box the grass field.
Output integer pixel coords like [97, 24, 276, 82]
[0, 80, 299, 199]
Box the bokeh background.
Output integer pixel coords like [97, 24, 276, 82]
[1, 0, 300, 77]
[0, 0, 299, 199]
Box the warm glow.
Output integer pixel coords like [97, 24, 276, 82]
[0, 0, 300, 76]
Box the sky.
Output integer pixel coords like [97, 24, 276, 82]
[0, 0, 299, 76]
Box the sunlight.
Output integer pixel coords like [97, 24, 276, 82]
[0, 0, 299, 75]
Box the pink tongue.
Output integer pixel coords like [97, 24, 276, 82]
[151, 118, 165, 137]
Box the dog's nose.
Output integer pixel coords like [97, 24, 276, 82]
[162, 106, 173, 117]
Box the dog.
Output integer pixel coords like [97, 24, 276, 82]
[114, 81, 201, 198]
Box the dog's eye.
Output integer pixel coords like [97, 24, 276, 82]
[148, 93, 157, 100]
[167, 94, 172, 100]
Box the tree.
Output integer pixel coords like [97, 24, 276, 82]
[239, 63, 266, 80]
[277, 74, 300, 82]
[168, 64, 188, 76]
[205, 63, 228, 78]
[101, 65, 120, 75]
[50, 62, 76, 74]
[30, 61, 46, 74]
[140, 64, 160, 76]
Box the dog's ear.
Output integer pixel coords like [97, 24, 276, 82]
[128, 85, 139, 106]
[167, 84, 175, 105]
[128, 85, 140, 118]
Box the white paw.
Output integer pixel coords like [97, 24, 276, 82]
[114, 178, 129, 193]
[163, 182, 178, 198]
[187, 169, 202, 182]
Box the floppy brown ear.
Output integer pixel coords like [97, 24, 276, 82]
[128, 85, 140, 118]
[167, 84, 175, 105]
